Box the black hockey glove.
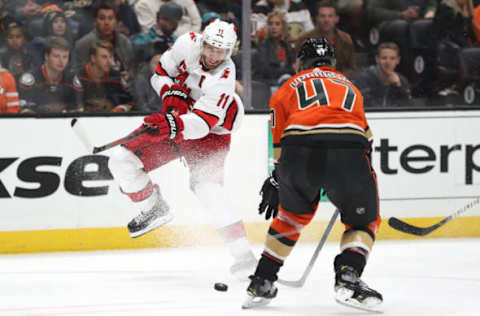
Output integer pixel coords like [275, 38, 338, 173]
[258, 170, 279, 220]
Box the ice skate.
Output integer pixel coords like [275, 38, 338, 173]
[334, 265, 383, 313]
[242, 275, 278, 309]
[127, 198, 173, 238]
[230, 252, 258, 281]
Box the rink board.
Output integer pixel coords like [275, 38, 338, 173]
[1, 111, 480, 253]
[0, 216, 478, 254]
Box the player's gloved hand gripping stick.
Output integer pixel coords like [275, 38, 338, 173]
[71, 112, 185, 154]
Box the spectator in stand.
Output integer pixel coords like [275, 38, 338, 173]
[0, 18, 36, 82]
[434, 0, 474, 47]
[335, 0, 369, 51]
[0, 64, 20, 113]
[3, 0, 51, 41]
[368, 0, 437, 28]
[252, 0, 314, 42]
[72, 0, 135, 80]
[132, 1, 182, 63]
[295, 0, 356, 77]
[77, 40, 134, 113]
[367, 0, 437, 77]
[253, 10, 295, 87]
[115, 0, 142, 37]
[474, 2, 480, 46]
[58, 0, 97, 39]
[353, 42, 414, 108]
[135, 0, 201, 37]
[430, 0, 476, 95]
[18, 36, 83, 113]
[0, 0, 7, 48]
[132, 53, 163, 112]
[3, 0, 42, 22]
[196, 0, 242, 35]
[28, 10, 75, 66]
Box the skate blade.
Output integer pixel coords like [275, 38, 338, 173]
[241, 295, 272, 309]
[129, 213, 174, 238]
[335, 297, 383, 313]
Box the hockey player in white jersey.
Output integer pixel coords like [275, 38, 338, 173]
[108, 19, 256, 278]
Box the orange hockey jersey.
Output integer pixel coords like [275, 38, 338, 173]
[0, 69, 20, 114]
[269, 66, 372, 162]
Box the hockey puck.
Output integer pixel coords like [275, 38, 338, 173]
[214, 282, 228, 292]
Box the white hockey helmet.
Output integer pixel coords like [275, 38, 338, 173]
[202, 19, 237, 59]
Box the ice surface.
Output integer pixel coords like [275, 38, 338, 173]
[0, 238, 478, 315]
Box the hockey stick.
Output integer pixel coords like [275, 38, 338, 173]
[71, 118, 149, 154]
[277, 208, 340, 288]
[388, 197, 480, 236]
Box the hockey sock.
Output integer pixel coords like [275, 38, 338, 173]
[334, 249, 367, 276]
[255, 255, 282, 281]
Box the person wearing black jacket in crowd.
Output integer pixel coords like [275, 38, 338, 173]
[253, 10, 295, 87]
[28, 10, 75, 66]
[77, 40, 134, 113]
[0, 18, 36, 82]
[353, 42, 414, 107]
[18, 36, 83, 113]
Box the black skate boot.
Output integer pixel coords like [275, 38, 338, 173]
[241, 275, 278, 309]
[127, 198, 173, 238]
[334, 265, 383, 312]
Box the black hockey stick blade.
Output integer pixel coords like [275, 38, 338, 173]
[388, 196, 480, 236]
[387, 217, 438, 236]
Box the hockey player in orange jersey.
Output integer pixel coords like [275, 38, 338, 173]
[242, 38, 383, 311]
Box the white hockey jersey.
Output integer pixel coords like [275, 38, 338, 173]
[150, 32, 244, 139]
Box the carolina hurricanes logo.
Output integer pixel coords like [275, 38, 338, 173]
[176, 60, 189, 84]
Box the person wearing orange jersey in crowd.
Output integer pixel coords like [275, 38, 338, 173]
[0, 65, 20, 113]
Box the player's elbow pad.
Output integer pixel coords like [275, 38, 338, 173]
[150, 74, 173, 97]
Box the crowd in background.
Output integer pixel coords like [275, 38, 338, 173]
[0, 0, 480, 114]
